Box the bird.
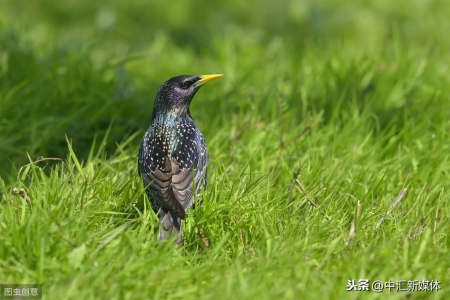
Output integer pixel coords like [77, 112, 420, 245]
[138, 74, 223, 244]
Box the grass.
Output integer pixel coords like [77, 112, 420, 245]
[0, 0, 449, 299]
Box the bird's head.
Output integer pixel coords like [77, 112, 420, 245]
[153, 74, 223, 118]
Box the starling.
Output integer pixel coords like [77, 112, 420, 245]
[138, 74, 223, 244]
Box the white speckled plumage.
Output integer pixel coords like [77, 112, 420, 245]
[138, 74, 221, 244]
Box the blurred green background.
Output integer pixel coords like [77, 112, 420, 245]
[1, 0, 449, 178]
[1, 1, 450, 298]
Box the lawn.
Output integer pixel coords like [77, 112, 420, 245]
[0, 0, 449, 299]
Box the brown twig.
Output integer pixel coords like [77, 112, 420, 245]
[306, 197, 319, 209]
[374, 188, 408, 230]
[295, 179, 306, 193]
[198, 227, 210, 250]
[18, 156, 70, 182]
[346, 195, 361, 245]
[33, 157, 65, 164]
[288, 170, 301, 205]
[13, 187, 31, 203]
[293, 179, 331, 220]
[434, 207, 439, 233]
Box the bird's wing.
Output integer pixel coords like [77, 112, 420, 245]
[171, 124, 208, 211]
[171, 145, 208, 211]
[141, 156, 186, 219]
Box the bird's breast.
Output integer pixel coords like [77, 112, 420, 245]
[141, 120, 207, 172]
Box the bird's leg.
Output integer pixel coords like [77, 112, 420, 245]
[158, 210, 183, 245]
[175, 223, 183, 244]
[171, 211, 183, 245]
[158, 210, 172, 241]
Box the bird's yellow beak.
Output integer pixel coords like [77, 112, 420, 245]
[194, 74, 223, 87]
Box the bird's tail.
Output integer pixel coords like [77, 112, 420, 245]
[158, 211, 183, 244]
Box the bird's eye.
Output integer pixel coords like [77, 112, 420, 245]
[179, 82, 189, 89]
